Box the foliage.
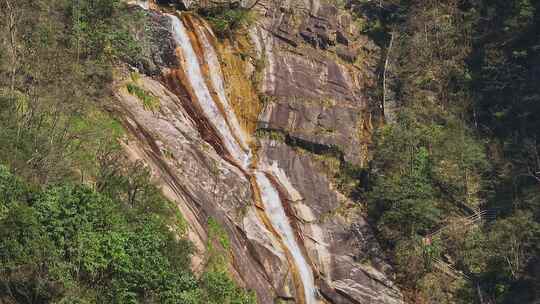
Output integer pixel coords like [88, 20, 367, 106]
[0, 163, 256, 303]
[126, 72, 160, 111]
[0, 0, 255, 303]
[467, 0, 540, 302]
[202, 218, 256, 304]
[198, 6, 253, 38]
[369, 109, 488, 243]
[200, 270, 257, 304]
[208, 217, 231, 251]
[68, 0, 144, 62]
[0, 165, 194, 303]
[348, 0, 407, 45]
[470, 0, 540, 218]
[0, 0, 144, 184]
[366, 0, 540, 302]
[126, 83, 160, 111]
[486, 212, 540, 280]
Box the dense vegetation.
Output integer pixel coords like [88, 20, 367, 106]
[355, 0, 540, 303]
[0, 0, 254, 303]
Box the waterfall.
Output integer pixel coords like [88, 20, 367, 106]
[168, 13, 318, 304]
[193, 24, 251, 152]
[169, 15, 251, 169]
[255, 172, 317, 303]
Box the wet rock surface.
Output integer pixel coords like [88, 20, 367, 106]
[259, 140, 402, 304]
[113, 75, 291, 303]
[248, 0, 403, 302]
[117, 1, 403, 303]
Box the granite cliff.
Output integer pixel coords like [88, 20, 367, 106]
[113, 1, 403, 303]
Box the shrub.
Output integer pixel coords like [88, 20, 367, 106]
[126, 83, 160, 111]
[198, 6, 253, 38]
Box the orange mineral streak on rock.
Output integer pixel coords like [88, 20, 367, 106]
[163, 67, 237, 167]
[182, 14, 251, 153]
[163, 24, 249, 172]
[265, 171, 320, 275]
[165, 12, 317, 303]
[249, 173, 306, 304]
[189, 14, 262, 145]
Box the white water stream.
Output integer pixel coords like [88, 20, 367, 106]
[255, 172, 317, 303]
[168, 13, 317, 304]
[193, 24, 251, 152]
[169, 15, 251, 169]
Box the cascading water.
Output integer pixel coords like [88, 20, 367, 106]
[255, 172, 317, 304]
[192, 23, 251, 152]
[168, 13, 318, 304]
[168, 15, 252, 169]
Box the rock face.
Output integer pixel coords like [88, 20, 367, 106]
[258, 140, 401, 304]
[248, 0, 402, 301]
[114, 74, 290, 303]
[258, 100, 368, 165]
[124, 6, 178, 74]
[249, 0, 381, 166]
[114, 2, 403, 303]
